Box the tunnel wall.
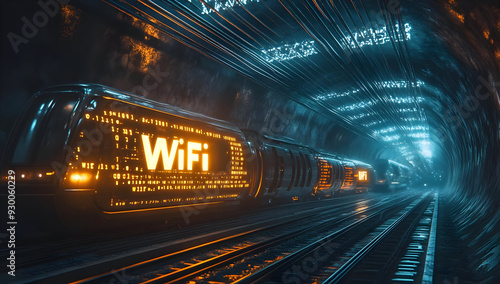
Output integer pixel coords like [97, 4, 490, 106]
[1, 0, 499, 279]
[418, 0, 500, 279]
[0, 1, 381, 165]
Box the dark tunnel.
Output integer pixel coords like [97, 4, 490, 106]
[0, 0, 499, 282]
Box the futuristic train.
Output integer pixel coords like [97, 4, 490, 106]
[1, 84, 400, 230]
[373, 159, 412, 191]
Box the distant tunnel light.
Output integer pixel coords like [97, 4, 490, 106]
[345, 23, 412, 49]
[420, 148, 433, 158]
[262, 40, 318, 63]
[419, 140, 433, 158]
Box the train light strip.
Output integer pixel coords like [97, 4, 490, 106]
[316, 159, 333, 191]
[102, 201, 225, 214]
[64, 188, 95, 192]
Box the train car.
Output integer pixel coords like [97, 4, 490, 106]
[314, 155, 344, 198]
[243, 131, 318, 204]
[1, 84, 258, 229]
[1, 83, 380, 232]
[373, 159, 411, 191]
[339, 160, 356, 193]
[352, 160, 374, 192]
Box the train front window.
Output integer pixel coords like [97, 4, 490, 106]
[36, 94, 79, 163]
[11, 96, 52, 164]
[11, 93, 79, 165]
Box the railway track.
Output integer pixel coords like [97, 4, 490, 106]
[65, 192, 426, 284]
[2, 191, 438, 284]
[322, 193, 437, 283]
[114, 196, 411, 284]
[1, 193, 389, 283]
[232, 192, 437, 284]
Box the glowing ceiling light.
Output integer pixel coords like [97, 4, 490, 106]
[408, 132, 430, 138]
[313, 89, 358, 101]
[337, 100, 375, 112]
[382, 134, 400, 142]
[388, 96, 425, 104]
[262, 40, 318, 63]
[407, 125, 429, 131]
[345, 23, 412, 49]
[313, 79, 424, 102]
[189, 0, 262, 14]
[374, 127, 397, 135]
[381, 80, 424, 89]
[348, 112, 372, 120]
[406, 155, 416, 161]
[399, 107, 418, 113]
[403, 117, 425, 122]
[418, 140, 433, 158]
[362, 120, 383, 127]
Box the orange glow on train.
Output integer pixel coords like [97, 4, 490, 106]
[358, 170, 368, 181]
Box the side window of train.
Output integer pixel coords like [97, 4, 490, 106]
[299, 152, 306, 187]
[268, 147, 279, 193]
[288, 150, 296, 191]
[277, 155, 285, 188]
[305, 154, 312, 187]
[294, 154, 301, 187]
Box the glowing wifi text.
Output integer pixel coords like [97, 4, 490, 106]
[141, 135, 208, 171]
[358, 170, 368, 181]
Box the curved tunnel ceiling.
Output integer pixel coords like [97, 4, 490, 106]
[101, 0, 500, 178]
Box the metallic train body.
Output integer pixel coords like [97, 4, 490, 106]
[373, 159, 411, 191]
[1, 85, 404, 229]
